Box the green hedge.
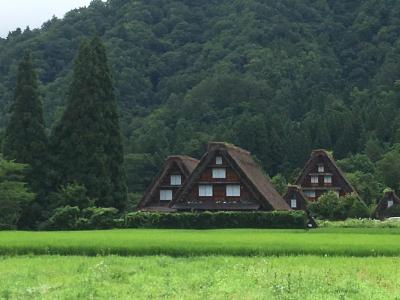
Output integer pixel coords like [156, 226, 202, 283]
[41, 206, 120, 230]
[123, 211, 308, 229]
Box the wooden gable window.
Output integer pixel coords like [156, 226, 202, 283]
[311, 175, 319, 184]
[160, 190, 172, 201]
[318, 165, 324, 173]
[324, 175, 332, 184]
[212, 168, 226, 179]
[199, 185, 213, 197]
[291, 198, 297, 208]
[216, 156, 223, 165]
[226, 185, 240, 197]
[388, 200, 394, 208]
[170, 175, 182, 186]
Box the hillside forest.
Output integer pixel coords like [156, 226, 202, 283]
[1, 0, 400, 228]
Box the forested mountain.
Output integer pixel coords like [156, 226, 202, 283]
[1, 0, 400, 195]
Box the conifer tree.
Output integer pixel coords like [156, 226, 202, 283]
[51, 37, 127, 210]
[313, 120, 332, 149]
[3, 53, 48, 196]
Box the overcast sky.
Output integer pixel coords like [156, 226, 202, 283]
[0, 0, 94, 38]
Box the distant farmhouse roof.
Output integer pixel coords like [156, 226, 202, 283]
[295, 149, 356, 199]
[170, 142, 290, 211]
[283, 185, 309, 210]
[137, 155, 199, 211]
[376, 190, 400, 219]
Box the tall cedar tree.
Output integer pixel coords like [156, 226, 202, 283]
[51, 37, 127, 210]
[3, 53, 48, 198]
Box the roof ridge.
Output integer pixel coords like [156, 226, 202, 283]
[167, 155, 199, 162]
[208, 142, 251, 155]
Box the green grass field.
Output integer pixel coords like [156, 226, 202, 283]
[0, 255, 399, 299]
[2, 228, 400, 299]
[0, 228, 400, 257]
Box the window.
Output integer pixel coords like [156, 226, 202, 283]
[226, 185, 241, 197]
[216, 156, 223, 165]
[199, 185, 213, 197]
[291, 199, 297, 208]
[305, 191, 316, 198]
[160, 190, 172, 201]
[311, 175, 319, 184]
[170, 175, 182, 186]
[318, 165, 324, 173]
[212, 168, 226, 179]
[388, 200, 394, 208]
[324, 175, 332, 184]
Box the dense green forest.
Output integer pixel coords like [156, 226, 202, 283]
[1, 0, 400, 202]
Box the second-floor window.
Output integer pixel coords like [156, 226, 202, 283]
[311, 175, 319, 184]
[226, 185, 241, 197]
[199, 185, 213, 197]
[324, 175, 332, 184]
[318, 165, 324, 173]
[212, 168, 226, 179]
[388, 200, 394, 208]
[216, 156, 223, 165]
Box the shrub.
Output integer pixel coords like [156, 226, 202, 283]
[308, 192, 369, 220]
[123, 211, 307, 229]
[43, 206, 80, 230]
[47, 183, 94, 210]
[342, 194, 370, 219]
[82, 207, 119, 229]
[308, 192, 343, 220]
[42, 206, 120, 230]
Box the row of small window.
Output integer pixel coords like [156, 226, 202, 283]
[198, 184, 241, 197]
[310, 175, 332, 184]
[159, 184, 241, 201]
[304, 190, 340, 198]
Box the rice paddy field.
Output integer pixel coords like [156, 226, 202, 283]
[1, 228, 400, 299]
[1, 228, 400, 257]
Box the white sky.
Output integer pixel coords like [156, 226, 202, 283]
[0, 0, 94, 38]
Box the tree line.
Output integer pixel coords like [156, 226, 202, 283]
[1, 37, 126, 229]
[1, 0, 400, 197]
[1, 0, 400, 228]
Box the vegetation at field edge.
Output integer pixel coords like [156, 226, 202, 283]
[0, 228, 400, 257]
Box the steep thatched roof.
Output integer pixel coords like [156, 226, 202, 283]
[283, 185, 309, 210]
[137, 155, 199, 209]
[295, 149, 356, 194]
[376, 190, 400, 214]
[171, 142, 290, 211]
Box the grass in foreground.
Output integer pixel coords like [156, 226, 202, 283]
[0, 255, 399, 299]
[0, 228, 400, 257]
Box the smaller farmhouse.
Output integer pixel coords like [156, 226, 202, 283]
[283, 185, 309, 211]
[170, 142, 290, 211]
[296, 149, 355, 201]
[376, 190, 400, 219]
[137, 156, 199, 212]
